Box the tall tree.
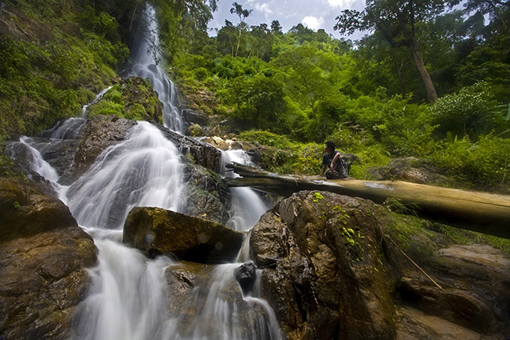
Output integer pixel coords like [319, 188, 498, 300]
[334, 0, 445, 103]
[230, 2, 252, 57]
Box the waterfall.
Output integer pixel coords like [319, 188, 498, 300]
[73, 240, 172, 340]
[81, 86, 113, 118]
[5, 4, 282, 338]
[5, 135, 58, 184]
[66, 121, 185, 229]
[123, 5, 183, 133]
[41, 85, 114, 140]
[221, 149, 270, 232]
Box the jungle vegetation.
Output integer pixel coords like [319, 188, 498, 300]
[1, 0, 509, 192]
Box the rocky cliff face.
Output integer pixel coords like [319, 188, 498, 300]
[0, 178, 97, 340]
[251, 191, 396, 340]
[250, 190, 510, 340]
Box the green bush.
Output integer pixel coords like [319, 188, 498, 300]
[239, 130, 291, 148]
[429, 134, 510, 189]
[430, 82, 500, 140]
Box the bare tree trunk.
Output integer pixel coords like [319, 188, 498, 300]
[224, 163, 510, 239]
[408, 43, 438, 103]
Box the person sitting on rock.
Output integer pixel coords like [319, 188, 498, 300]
[320, 141, 353, 180]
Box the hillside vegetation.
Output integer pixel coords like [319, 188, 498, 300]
[1, 0, 510, 193]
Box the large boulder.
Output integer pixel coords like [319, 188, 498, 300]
[251, 190, 510, 339]
[68, 115, 136, 184]
[182, 109, 210, 129]
[0, 178, 77, 243]
[123, 207, 244, 263]
[251, 191, 396, 340]
[0, 179, 97, 340]
[396, 244, 510, 336]
[183, 164, 231, 224]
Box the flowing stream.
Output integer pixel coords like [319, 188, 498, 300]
[123, 5, 183, 132]
[6, 4, 282, 339]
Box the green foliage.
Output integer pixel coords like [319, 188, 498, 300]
[239, 130, 291, 148]
[0, 1, 129, 137]
[430, 82, 501, 140]
[223, 73, 286, 132]
[430, 134, 510, 189]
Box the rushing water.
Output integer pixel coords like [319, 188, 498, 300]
[12, 118, 281, 339]
[220, 150, 270, 232]
[66, 121, 185, 229]
[6, 3, 281, 338]
[123, 5, 183, 133]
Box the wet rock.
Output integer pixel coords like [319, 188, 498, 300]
[66, 115, 136, 184]
[251, 191, 396, 340]
[152, 122, 222, 172]
[204, 136, 244, 151]
[182, 109, 209, 128]
[0, 178, 77, 243]
[396, 307, 484, 340]
[0, 179, 97, 340]
[164, 262, 279, 339]
[397, 244, 510, 335]
[123, 207, 244, 264]
[234, 262, 257, 295]
[183, 164, 230, 224]
[206, 124, 221, 137]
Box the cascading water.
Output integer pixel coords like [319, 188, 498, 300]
[41, 85, 114, 140]
[220, 149, 270, 232]
[123, 6, 183, 132]
[66, 121, 185, 229]
[6, 3, 282, 338]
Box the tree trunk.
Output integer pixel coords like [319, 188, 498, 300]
[408, 43, 438, 103]
[224, 163, 510, 239]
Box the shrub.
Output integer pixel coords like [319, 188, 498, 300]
[429, 134, 510, 189]
[430, 82, 500, 140]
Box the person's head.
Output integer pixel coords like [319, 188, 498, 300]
[325, 141, 336, 153]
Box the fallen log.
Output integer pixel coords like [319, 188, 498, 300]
[224, 163, 510, 239]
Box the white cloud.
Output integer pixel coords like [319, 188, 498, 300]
[254, 3, 273, 14]
[327, 0, 358, 8]
[302, 16, 324, 30]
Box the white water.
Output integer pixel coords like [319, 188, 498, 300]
[18, 136, 59, 183]
[13, 120, 281, 339]
[221, 150, 270, 232]
[66, 121, 185, 229]
[6, 4, 281, 338]
[73, 239, 172, 340]
[42, 85, 114, 141]
[81, 86, 113, 118]
[161, 263, 281, 340]
[124, 6, 183, 132]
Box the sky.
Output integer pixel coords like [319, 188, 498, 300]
[207, 0, 368, 41]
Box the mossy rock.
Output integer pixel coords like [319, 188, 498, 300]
[87, 77, 163, 123]
[123, 207, 244, 264]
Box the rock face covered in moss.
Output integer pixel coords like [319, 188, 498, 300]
[123, 207, 244, 263]
[87, 77, 164, 123]
[250, 190, 510, 340]
[251, 191, 396, 340]
[183, 164, 231, 224]
[0, 179, 97, 340]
